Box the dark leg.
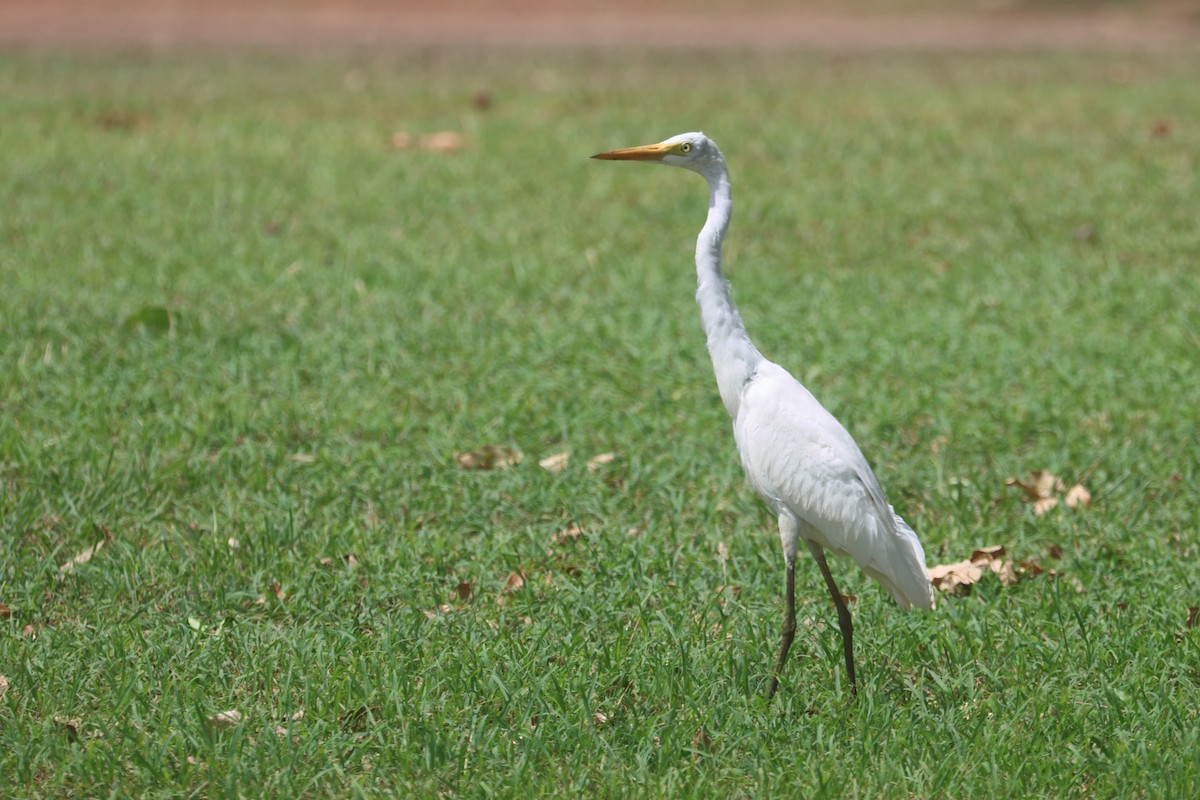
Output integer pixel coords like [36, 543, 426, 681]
[808, 541, 857, 694]
[766, 559, 797, 699]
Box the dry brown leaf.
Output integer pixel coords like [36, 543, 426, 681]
[551, 526, 584, 545]
[1187, 606, 1199, 630]
[929, 545, 1025, 594]
[539, 451, 570, 473]
[269, 582, 286, 601]
[455, 444, 523, 471]
[970, 545, 1006, 561]
[592, 710, 609, 727]
[59, 538, 107, 574]
[21, 624, 35, 639]
[691, 726, 713, 755]
[53, 716, 81, 742]
[0, 603, 10, 620]
[1006, 471, 1091, 516]
[0, 675, 8, 702]
[207, 710, 243, 729]
[1065, 483, 1092, 509]
[1033, 497, 1059, 515]
[454, 582, 474, 602]
[587, 452, 616, 472]
[496, 568, 528, 607]
[471, 89, 493, 110]
[421, 131, 465, 152]
[927, 560, 984, 592]
[291, 453, 316, 463]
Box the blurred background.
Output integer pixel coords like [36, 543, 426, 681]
[2, 0, 1198, 51]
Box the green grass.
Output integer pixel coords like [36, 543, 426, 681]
[1, 49, 1199, 798]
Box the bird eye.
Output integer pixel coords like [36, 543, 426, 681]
[679, 142, 692, 153]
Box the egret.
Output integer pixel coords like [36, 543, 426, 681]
[592, 132, 934, 697]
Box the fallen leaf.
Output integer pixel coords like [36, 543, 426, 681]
[496, 568, 528, 607]
[587, 452, 616, 472]
[551, 526, 584, 545]
[291, 453, 316, 463]
[1065, 483, 1092, 509]
[505, 570, 527, 592]
[269, 582, 286, 601]
[208, 710, 242, 729]
[454, 582, 474, 602]
[455, 444, 523, 471]
[21, 624, 36, 638]
[539, 451, 569, 473]
[1033, 496, 1058, 515]
[0, 603, 10, 619]
[472, 89, 493, 110]
[928, 545, 1026, 594]
[0, 675, 8, 701]
[227, 538, 240, 550]
[969, 545, 1006, 560]
[1007, 470, 1064, 500]
[95, 110, 148, 131]
[54, 716, 81, 743]
[59, 538, 107, 574]
[1187, 606, 1199, 630]
[421, 131, 465, 153]
[1006, 471, 1090, 516]
[691, 726, 713, 757]
[592, 710, 609, 727]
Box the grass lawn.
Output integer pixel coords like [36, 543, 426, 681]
[1, 48, 1198, 798]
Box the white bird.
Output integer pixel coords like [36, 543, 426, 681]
[593, 132, 934, 697]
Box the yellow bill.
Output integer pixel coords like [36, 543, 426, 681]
[591, 142, 674, 161]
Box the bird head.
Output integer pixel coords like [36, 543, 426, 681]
[592, 132, 724, 178]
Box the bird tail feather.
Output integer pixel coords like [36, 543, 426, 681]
[863, 508, 935, 611]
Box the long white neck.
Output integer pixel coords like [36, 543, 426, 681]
[695, 163, 763, 418]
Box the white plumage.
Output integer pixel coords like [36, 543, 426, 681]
[594, 132, 933, 697]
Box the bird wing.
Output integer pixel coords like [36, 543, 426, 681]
[733, 361, 933, 609]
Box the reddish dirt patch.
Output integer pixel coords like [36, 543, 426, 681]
[0, 0, 1196, 51]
